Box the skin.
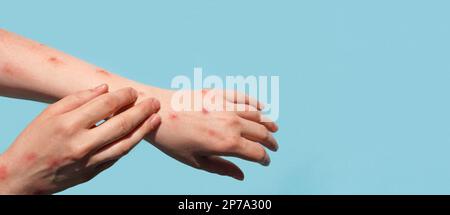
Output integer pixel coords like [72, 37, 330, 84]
[0, 85, 161, 194]
[0, 29, 279, 183]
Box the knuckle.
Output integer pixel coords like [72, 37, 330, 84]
[261, 130, 270, 141]
[55, 118, 79, 135]
[123, 88, 137, 102]
[140, 99, 155, 112]
[222, 136, 241, 151]
[147, 98, 160, 112]
[116, 117, 131, 133]
[71, 92, 86, 102]
[66, 144, 86, 161]
[101, 96, 119, 110]
[225, 115, 241, 126]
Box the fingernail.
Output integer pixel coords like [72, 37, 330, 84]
[274, 142, 279, 152]
[261, 154, 271, 166]
[148, 114, 161, 127]
[234, 172, 245, 181]
[233, 175, 244, 181]
[258, 102, 266, 110]
[93, 84, 107, 91]
[272, 124, 279, 132]
[148, 98, 160, 111]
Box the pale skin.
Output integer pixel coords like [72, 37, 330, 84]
[0, 85, 162, 194]
[0, 29, 279, 193]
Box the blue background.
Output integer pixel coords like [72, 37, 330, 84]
[1, 0, 450, 194]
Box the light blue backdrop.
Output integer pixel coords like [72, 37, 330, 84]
[1, 0, 450, 194]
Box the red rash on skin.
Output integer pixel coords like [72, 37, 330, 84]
[207, 129, 216, 137]
[96, 69, 110, 76]
[169, 113, 178, 120]
[0, 165, 8, 181]
[202, 107, 209, 114]
[48, 57, 63, 65]
[2, 63, 16, 76]
[2, 63, 25, 77]
[47, 159, 62, 169]
[24, 153, 38, 163]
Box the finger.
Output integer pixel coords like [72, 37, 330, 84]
[89, 159, 119, 179]
[260, 115, 279, 132]
[86, 98, 160, 154]
[95, 159, 118, 171]
[197, 156, 244, 180]
[225, 90, 265, 110]
[240, 119, 278, 151]
[221, 138, 270, 166]
[46, 84, 108, 115]
[88, 113, 161, 165]
[235, 104, 278, 132]
[69, 87, 138, 128]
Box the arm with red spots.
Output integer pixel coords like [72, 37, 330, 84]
[0, 29, 279, 182]
[0, 29, 164, 103]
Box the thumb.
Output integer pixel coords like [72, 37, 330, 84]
[197, 156, 245, 181]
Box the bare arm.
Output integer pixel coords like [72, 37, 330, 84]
[0, 29, 163, 102]
[0, 29, 279, 180]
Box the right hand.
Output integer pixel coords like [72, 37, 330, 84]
[0, 84, 161, 194]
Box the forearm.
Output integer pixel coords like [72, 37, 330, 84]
[0, 29, 279, 183]
[0, 29, 163, 103]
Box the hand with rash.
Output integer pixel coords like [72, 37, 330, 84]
[142, 89, 279, 180]
[0, 85, 161, 194]
[0, 29, 279, 183]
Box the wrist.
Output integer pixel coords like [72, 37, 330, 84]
[132, 85, 173, 110]
[0, 153, 26, 194]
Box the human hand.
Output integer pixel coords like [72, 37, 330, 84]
[0, 84, 161, 194]
[142, 89, 278, 180]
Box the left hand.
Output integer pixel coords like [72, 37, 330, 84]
[140, 88, 278, 180]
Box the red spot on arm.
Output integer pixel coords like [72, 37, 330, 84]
[2, 63, 24, 77]
[169, 113, 178, 120]
[0, 165, 8, 181]
[24, 153, 37, 163]
[207, 129, 216, 137]
[48, 57, 63, 65]
[96, 69, 110, 76]
[202, 107, 209, 114]
[2, 63, 15, 76]
[202, 89, 209, 96]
